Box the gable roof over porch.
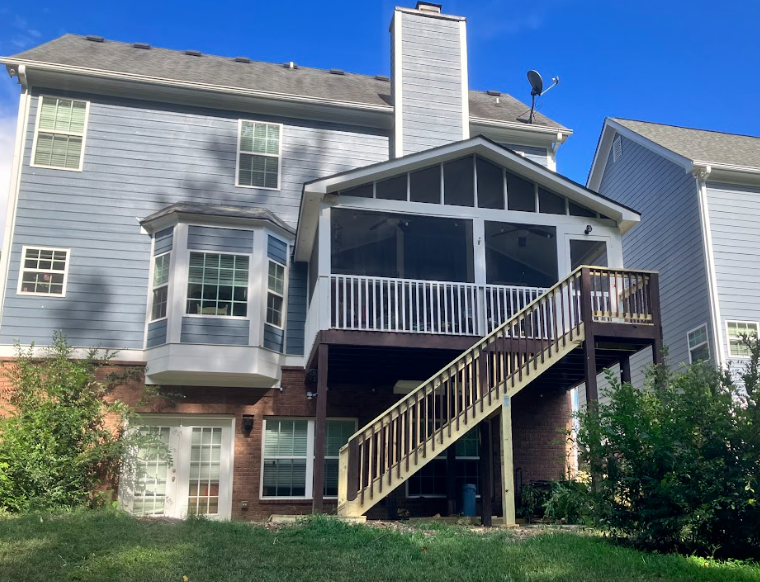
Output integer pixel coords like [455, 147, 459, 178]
[295, 136, 640, 261]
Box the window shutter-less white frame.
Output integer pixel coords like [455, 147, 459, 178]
[686, 323, 710, 364]
[235, 120, 283, 190]
[17, 245, 71, 297]
[726, 320, 759, 359]
[30, 96, 90, 172]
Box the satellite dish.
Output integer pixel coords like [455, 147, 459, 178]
[527, 70, 543, 97]
[526, 70, 560, 124]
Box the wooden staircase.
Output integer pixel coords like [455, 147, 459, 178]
[337, 267, 658, 517]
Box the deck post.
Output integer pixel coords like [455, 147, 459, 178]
[479, 419, 493, 527]
[499, 399, 515, 526]
[312, 343, 329, 513]
[579, 268, 598, 403]
[446, 445, 457, 515]
[649, 272, 664, 367]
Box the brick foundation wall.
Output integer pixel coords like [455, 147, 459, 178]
[1, 360, 573, 521]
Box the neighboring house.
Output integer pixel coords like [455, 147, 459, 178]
[0, 3, 661, 522]
[589, 118, 760, 389]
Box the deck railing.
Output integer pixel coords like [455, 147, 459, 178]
[338, 266, 659, 515]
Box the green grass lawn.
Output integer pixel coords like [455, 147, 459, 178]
[0, 511, 758, 582]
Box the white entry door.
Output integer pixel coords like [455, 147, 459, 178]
[121, 416, 235, 520]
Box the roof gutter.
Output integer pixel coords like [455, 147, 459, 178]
[1, 58, 394, 115]
[691, 163, 725, 368]
[470, 116, 573, 137]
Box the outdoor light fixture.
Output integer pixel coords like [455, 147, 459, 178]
[306, 391, 318, 400]
[241, 414, 255, 433]
[585, 225, 593, 235]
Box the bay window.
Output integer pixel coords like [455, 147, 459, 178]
[151, 253, 170, 321]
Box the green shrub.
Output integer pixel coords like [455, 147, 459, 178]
[0, 332, 162, 512]
[543, 480, 593, 525]
[518, 481, 551, 523]
[575, 338, 760, 559]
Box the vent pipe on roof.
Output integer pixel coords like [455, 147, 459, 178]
[86, 35, 104, 43]
[283, 61, 298, 69]
[235, 56, 251, 63]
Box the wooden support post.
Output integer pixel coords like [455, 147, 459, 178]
[580, 268, 598, 403]
[446, 445, 457, 516]
[649, 272, 664, 367]
[620, 355, 631, 384]
[499, 399, 515, 526]
[312, 343, 329, 513]
[479, 419, 493, 527]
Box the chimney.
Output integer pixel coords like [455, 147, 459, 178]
[391, 2, 469, 158]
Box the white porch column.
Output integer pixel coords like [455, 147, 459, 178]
[317, 205, 332, 330]
[473, 218, 487, 335]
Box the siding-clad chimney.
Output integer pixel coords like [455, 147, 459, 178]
[391, 2, 469, 158]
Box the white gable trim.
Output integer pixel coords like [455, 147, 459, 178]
[588, 119, 693, 191]
[296, 136, 639, 261]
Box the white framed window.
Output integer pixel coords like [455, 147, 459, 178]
[17, 246, 70, 297]
[407, 427, 480, 498]
[260, 418, 356, 500]
[31, 96, 89, 171]
[726, 320, 759, 358]
[687, 324, 710, 363]
[236, 120, 282, 190]
[266, 260, 286, 327]
[186, 252, 249, 317]
[151, 252, 171, 321]
[121, 416, 235, 520]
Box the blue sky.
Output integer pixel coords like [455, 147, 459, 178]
[1, 0, 759, 220]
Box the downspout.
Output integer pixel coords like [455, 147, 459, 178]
[692, 164, 725, 368]
[549, 131, 565, 172]
[0, 64, 30, 320]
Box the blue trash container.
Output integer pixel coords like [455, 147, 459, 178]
[461, 483, 477, 517]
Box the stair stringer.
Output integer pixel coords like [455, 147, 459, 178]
[338, 326, 585, 517]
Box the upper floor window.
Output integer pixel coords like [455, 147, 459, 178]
[687, 324, 709, 363]
[237, 121, 281, 190]
[151, 253, 170, 321]
[186, 252, 249, 317]
[726, 320, 758, 358]
[18, 246, 70, 297]
[32, 96, 88, 171]
[266, 260, 286, 327]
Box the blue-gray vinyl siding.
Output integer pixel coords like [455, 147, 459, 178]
[154, 228, 173, 255]
[502, 144, 549, 167]
[187, 226, 254, 254]
[706, 181, 760, 368]
[285, 262, 307, 355]
[267, 235, 288, 264]
[263, 323, 284, 352]
[596, 134, 711, 388]
[180, 317, 249, 345]
[0, 89, 388, 349]
[146, 319, 167, 348]
[398, 13, 464, 155]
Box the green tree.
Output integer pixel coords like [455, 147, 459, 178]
[0, 332, 162, 512]
[576, 339, 760, 559]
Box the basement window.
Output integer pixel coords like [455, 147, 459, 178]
[32, 96, 89, 171]
[407, 428, 480, 498]
[237, 121, 281, 189]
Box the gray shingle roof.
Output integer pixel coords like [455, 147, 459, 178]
[3, 34, 566, 130]
[613, 118, 760, 170]
[141, 203, 294, 234]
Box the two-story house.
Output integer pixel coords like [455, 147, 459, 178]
[0, 3, 662, 523]
[589, 118, 760, 391]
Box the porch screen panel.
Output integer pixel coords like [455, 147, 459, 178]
[132, 426, 171, 517]
[188, 427, 222, 515]
[262, 419, 309, 497]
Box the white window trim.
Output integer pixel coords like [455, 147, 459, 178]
[17, 245, 71, 297]
[259, 417, 357, 501]
[30, 95, 90, 173]
[234, 119, 283, 191]
[184, 249, 251, 320]
[725, 320, 759, 359]
[149, 251, 171, 323]
[265, 258, 287, 329]
[687, 323, 710, 364]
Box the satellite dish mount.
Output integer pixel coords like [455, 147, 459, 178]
[527, 70, 559, 124]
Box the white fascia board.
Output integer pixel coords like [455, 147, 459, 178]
[5, 60, 394, 130]
[295, 136, 640, 259]
[588, 119, 693, 191]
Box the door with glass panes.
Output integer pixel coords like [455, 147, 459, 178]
[121, 416, 234, 520]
